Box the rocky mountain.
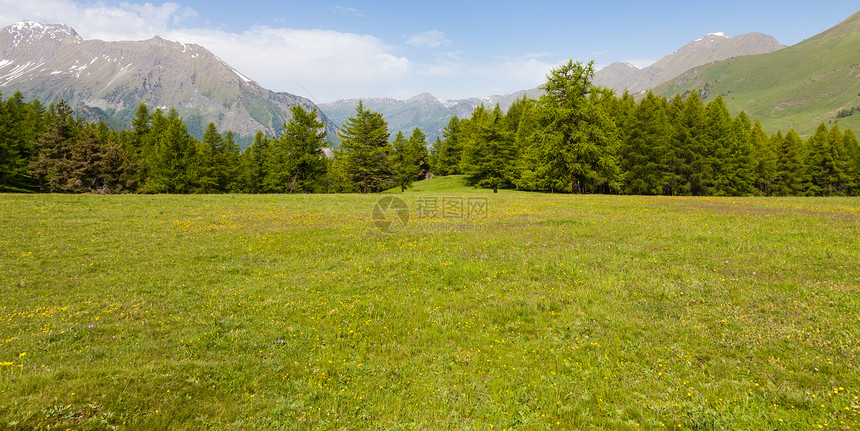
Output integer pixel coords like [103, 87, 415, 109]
[0, 21, 338, 144]
[593, 32, 785, 94]
[656, 9, 860, 134]
[320, 89, 541, 141]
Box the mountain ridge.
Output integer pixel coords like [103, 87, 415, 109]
[0, 21, 338, 144]
[655, 9, 860, 134]
[593, 31, 785, 93]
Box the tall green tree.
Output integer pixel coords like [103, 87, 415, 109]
[749, 121, 777, 195]
[337, 101, 392, 193]
[30, 100, 78, 191]
[141, 108, 199, 193]
[461, 105, 516, 193]
[241, 131, 270, 193]
[621, 91, 671, 195]
[773, 130, 807, 196]
[284, 105, 328, 193]
[806, 124, 852, 195]
[843, 128, 860, 195]
[534, 60, 621, 193]
[434, 116, 464, 176]
[407, 127, 429, 180]
[391, 130, 418, 192]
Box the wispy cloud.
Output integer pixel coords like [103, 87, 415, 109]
[331, 6, 366, 18]
[406, 30, 450, 48]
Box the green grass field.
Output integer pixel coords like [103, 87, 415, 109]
[1, 177, 859, 429]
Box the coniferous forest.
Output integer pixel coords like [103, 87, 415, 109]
[1, 60, 858, 196]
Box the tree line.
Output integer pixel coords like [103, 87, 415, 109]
[430, 60, 860, 196]
[2, 60, 859, 196]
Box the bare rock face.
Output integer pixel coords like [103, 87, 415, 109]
[0, 21, 337, 142]
[593, 32, 785, 93]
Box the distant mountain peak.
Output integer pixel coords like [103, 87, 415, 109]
[0, 21, 336, 142]
[5, 21, 81, 43]
[594, 31, 785, 93]
[698, 32, 729, 40]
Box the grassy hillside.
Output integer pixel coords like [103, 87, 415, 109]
[656, 10, 860, 135]
[1, 190, 858, 429]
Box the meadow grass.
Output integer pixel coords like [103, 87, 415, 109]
[1, 177, 858, 430]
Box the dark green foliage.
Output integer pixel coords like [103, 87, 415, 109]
[337, 101, 392, 193]
[461, 105, 517, 193]
[431, 116, 464, 176]
[533, 61, 621, 193]
[29, 100, 79, 192]
[2, 77, 860, 196]
[282, 106, 328, 193]
[805, 124, 853, 196]
[749, 121, 777, 195]
[622, 92, 671, 195]
[391, 131, 418, 192]
[773, 130, 807, 196]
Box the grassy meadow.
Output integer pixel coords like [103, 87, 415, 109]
[1, 176, 859, 429]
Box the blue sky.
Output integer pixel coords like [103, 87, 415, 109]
[1, 0, 858, 102]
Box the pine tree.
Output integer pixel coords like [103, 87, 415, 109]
[534, 60, 621, 193]
[67, 125, 106, 192]
[672, 92, 708, 195]
[30, 100, 78, 192]
[197, 122, 222, 193]
[407, 127, 429, 180]
[241, 131, 269, 193]
[435, 116, 464, 176]
[749, 121, 777, 195]
[338, 101, 392, 193]
[806, 124, 851, 195]
[461, 105, 516, 193]
[142, 108, 199, 193]
[275, 105, 328, 193]
[391, 130, 418, 192]
[622, 91, 670, 195]
[843, 128, 860, 195]
[773, 129, 807, 196]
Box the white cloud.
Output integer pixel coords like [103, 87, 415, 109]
[406, 30, 450, 48]
[166, 26, 410, 101]
[0, 0, 196, 40]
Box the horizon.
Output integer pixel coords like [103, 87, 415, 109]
[1, 1, 858, 103]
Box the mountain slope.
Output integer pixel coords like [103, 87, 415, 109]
[594, 32, 785, 93]
[655, 10, 860, 134]
[0, 21, 338, 143]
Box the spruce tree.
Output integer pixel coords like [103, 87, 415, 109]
[843, 128, 860, 195]
[338, 101, 392, 193]
[30, 100, 77, 192]
[436, 116, 464, 176]
[407, 127, 429, 180]
[749, 121, 777, 195]
[773, 129, 807, 196]
[805, 124, 851, 195]
[283, 105, 328, 193]
[391, 130, 418, 192]
[622, 91, 670, 195]
[461, 105, 516, 193]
